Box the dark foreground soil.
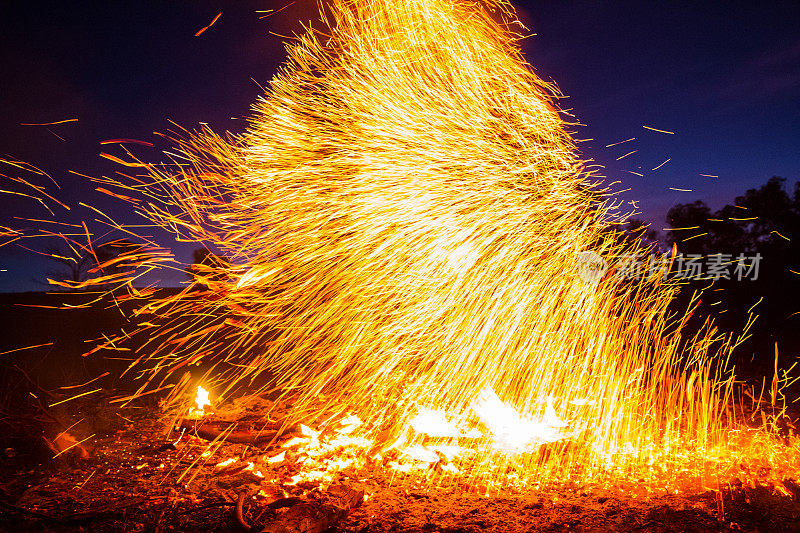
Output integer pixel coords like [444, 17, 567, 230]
[1, 395, 799, 533]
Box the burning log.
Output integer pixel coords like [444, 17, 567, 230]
[178, 418, 303, 445]
[235, 484, 364, 533]
[0, 496, 149, 526]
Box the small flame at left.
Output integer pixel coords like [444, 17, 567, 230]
[191, 386, 211, 418]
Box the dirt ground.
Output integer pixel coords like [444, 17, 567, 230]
[1, 395, 799, 533]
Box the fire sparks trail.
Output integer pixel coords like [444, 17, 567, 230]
[194, 12, 222, 37]
[20, 0, 798, 491]
[20, 118, 79, 126]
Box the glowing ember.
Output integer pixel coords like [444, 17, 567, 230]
[215, 457, 237, 469]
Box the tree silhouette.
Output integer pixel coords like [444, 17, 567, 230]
[666, 177, 799, 256]
[665, 176, 800, 375]
[46, 238, 148, 292]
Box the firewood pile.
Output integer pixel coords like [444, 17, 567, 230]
[1, 393, 799, 532]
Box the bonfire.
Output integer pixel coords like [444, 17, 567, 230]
[1, 0, 798, 531]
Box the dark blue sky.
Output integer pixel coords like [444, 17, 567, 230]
[522, 1, 799, 222]
[1, 1, 798, 292]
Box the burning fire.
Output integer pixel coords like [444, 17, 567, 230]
[194, 386, 210, 414]
[15, 0, 797, 494]
[184, 386, 213, 419]
[471, 388, 568, 451]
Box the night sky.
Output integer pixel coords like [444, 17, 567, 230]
[1, 1, 798, 292]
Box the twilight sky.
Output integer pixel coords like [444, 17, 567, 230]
[0, 1, 798, 291]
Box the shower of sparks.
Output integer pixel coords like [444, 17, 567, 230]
[5, 0, 799, 491]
